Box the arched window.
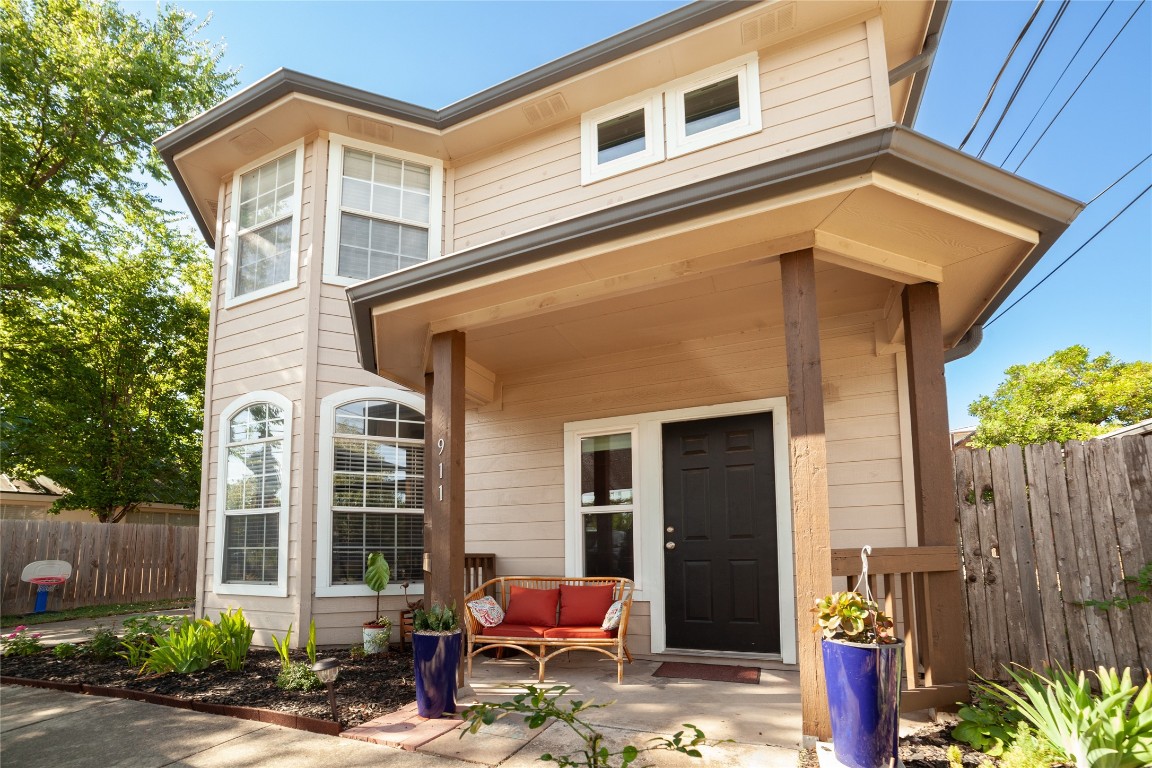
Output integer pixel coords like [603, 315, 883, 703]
[215, 392, 291, 596]
[317, 388, 425, 596]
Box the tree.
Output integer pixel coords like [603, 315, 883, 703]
[967, 345, 1152, 448]
[1, 220, 211, 521]
[0, 0, 234, 290]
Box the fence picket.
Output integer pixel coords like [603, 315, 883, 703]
[972, 449, 1012, 671]
[1064, 441, 1117, 671]
[987, 447, 1027, 665]
[1024, 443, 1071, 670]
[954, 448, 991, 677]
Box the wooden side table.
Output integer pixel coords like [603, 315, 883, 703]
[399, 609, 415, 651]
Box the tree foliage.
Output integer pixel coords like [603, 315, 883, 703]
[967, 345, 1152, 448]
[0, 0, 235, 520]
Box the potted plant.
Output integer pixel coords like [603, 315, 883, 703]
[362, 553, 392, 655]
[814, 577, 902, 768]
[411, 602, 461, 718]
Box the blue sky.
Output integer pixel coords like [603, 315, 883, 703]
[131, 0, 1152, 427]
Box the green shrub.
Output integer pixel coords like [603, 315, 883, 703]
[276, 660, 322, 691]
[952, 686, 1024, 755]
[116, 615, 182, 668]
[982, 665, 1152, 768]
[53, 642, 79, 659]
[85, 626, 120, 661]
[271, 624, 293, 669]
[143, 618, 218, 674]
[213, 608, 254, 672]
[1, 626, 44, 656]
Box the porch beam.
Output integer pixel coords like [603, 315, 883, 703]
[814, 230, 944, 285]
[425, 331, 467, 612]
[780, 248, 833, 742]
[902, 283, 969, 690]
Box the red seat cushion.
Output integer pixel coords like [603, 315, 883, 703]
[558, 584, 617, 626]
[543, 626, 616, 640]
[503, 586, 560, 626]
[481, 623, 547, 638]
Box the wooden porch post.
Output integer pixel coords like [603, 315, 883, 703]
[425, 331, 466, 611]
[902, 283, 968, 689]
[780, 249, 832, 742]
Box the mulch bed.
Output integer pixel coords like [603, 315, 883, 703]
[0, 645, 415, 730]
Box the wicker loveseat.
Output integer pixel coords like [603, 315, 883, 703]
[463, 576, 635, 683]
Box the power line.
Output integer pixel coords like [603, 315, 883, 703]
[977, 0, 1071, 159]
[1087, 153, 1151, 205]
[958, 0, 1045, 151]
[1011, 0, 1147, 173]
[985, 178, 1152, 328]
[999, 0, 1115, 168]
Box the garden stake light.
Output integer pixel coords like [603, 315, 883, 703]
[311, 657, 340, 722]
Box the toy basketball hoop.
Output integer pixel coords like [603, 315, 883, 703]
[21, 560, 72, 613]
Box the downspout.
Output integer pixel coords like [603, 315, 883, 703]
[944, 325, 983, 363]
[891, 0, 952, 127]
[888, 32, 940, 88]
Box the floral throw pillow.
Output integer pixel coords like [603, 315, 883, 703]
[601, 600, 624, 631]
[467, 596, 505, 627]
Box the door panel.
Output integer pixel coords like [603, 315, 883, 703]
[662, 412, 779, 653]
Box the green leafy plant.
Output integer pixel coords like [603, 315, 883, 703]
[142, 619, 219, 674]
[117, 614, 184, 668]
[213, 608, 254, 672]
[1, 626, 44, 656]
[276, 660, 322, 692]
[271, 624, 293, 670]
[85, 625, 121, 661]
[980, 665, 1152, 768]
[348, 644, 367, 660]
[304, 619, 318, 666]
[1080, 562, 1151, 611]
[53, 642, 78, 659]
[413, 602, 459, 633]
[998, 726, 1064, 768]
[952, 686, 1024, 755]
[812, 591, 897, 644]
[364, 553, 391, 626]
[462, 685, 721, 767]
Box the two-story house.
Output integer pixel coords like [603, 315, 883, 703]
[157, 0, 1080, 738]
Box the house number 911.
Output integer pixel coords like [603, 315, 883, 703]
[437, 438, 445, 502]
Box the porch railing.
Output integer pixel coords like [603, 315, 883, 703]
[831, 546, 970, 712]
[464, 553, 496, 594]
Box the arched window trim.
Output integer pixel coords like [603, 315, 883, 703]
[316, 386, 425, 598]
[213, 390, 293, 597]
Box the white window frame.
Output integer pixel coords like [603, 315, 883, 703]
[580, 91, 664, 185]
[665, 54, 762, 158]
[316, 386, 426, 598]
[563, 398, 795, 662]
[214, 390, 293, 597]
[322, 134, 444, 287]
[225, 142, 305, 308]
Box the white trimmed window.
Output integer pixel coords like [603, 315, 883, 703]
[316, 388, 426, 597]
[580, 93, 664, 184]
[228, 146, 303, 304]
[572, 430, 637, 581]
[666, 55, 762, 157]
[215, 391, 292, 596]
[323, 136, 444, 285]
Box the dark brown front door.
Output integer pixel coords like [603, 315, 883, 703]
[662, 412, 779, 653]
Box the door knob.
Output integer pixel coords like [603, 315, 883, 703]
[665, 541, 676, 550]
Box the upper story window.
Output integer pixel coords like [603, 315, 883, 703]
[215, 391, 292, 596]
[228, 145, 303, 305]
[324, 135, 444, 285]
[580, 93, 664, 184]
[580, 54, 762, 183]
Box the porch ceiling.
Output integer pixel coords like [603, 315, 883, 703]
[349, 128, 1081, 397]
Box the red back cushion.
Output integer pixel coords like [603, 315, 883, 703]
[504, 586, 560, 627]
[558, 584, 617, 626]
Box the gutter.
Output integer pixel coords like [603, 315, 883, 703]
[893, 0, 951, 127]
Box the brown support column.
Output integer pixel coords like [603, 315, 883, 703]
[780, 249, 832, 742]
[425, 331, 466, 612]
[902, 283, 968, 689]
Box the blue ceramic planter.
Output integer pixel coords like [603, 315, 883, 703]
[413, 631, 461, 718]
[821, 638, 903, 768]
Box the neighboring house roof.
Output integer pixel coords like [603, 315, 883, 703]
[0, 474, 67, 496]
[1095, 418, 1152, 439]
[157, 0, 950, 245]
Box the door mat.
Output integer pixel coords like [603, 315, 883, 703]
[652, 662, 761, 685]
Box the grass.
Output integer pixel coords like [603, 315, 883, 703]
[1, 598, 192, 628]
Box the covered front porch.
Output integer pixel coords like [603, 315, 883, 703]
[347, 127, 1079, 740]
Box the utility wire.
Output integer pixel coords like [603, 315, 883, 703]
[1011, 0, 1146, 173]
[977, 0, 1071, 159]
[999, 1, 1115, 168]
[958, 0, 1045, 151]
[1087, 153, 1151, 205]
[985, 179, 1152, 328]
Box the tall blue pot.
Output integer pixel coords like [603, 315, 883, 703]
[821, 638, 903, 768]
[413, 630, 461, 718]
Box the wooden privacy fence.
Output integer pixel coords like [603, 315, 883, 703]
[954, 435, 1152, 680]
[1, 519, 197, 614]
